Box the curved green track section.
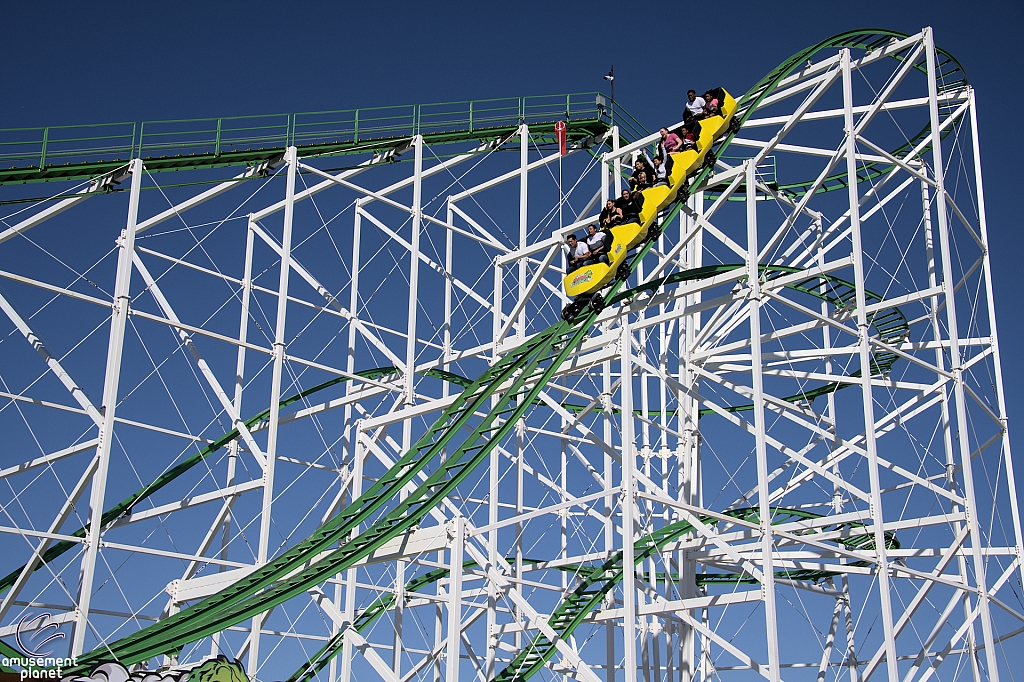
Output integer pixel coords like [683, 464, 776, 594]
[0, 259, 905, 606]
[6, 27, 956, 679]
[721, 29, 964, 200]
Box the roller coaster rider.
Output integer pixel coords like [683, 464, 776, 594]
[615, 188, 641, 223]
[565, 233, 589, 272]
[600, 199, 623, 229]
[583, 224, 611, 266]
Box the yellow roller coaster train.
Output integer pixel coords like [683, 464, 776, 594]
[561, 88, 737, 317]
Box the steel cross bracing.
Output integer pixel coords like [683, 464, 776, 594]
[0, 26, 1019, 682]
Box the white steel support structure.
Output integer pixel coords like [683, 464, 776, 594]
[71, 157, 143, 656]
[0, 27, 1021, 682]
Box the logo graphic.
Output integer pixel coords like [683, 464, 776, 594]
[571, 270, 593, 287]
[15, 613, 64, 657]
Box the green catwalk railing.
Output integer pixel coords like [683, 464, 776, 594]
[0, 27, 960, 679]
[0, 93, 628, 187]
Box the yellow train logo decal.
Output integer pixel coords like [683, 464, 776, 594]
[571, 270, 594, 287]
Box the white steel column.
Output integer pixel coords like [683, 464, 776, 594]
[519, 124, 529, 338]
[212, 215, 256, 657]
[745, 159, 781, 681]
[921, 174, 980, 675]
[71, 157, 143, 656]
[603, 361, 616, 682]
[841, 576, 858, 682]
[621, 316, 638, 682]
[248, 145, 299, 673]
[446, 516, 465, 682]
[340, 422, 366, 682]
[612, 127, 622, 197]
[679, 191, 703, 682]
[968, 89, 1024, 590]
[394, 134, 424, 679]
[841, 48, 898, 680]
[923, 28, 1000, 676]
[334, 207, 364, 682]
[406, 135, 424, 405]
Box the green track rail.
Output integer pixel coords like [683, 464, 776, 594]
[0, 366, 488, 596]
[710, 30, 964, 201]
[60, 178, 670, 673]
[611, 263, 908, 416]
[5, 27, 957, 679]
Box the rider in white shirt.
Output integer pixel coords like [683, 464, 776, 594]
[685, 89, 706, 119]
[565, 234, 590, 271]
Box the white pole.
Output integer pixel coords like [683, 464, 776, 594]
[519, 124, 529, 340]
[445, 516, 466, 682]
[406, 135, 424, 405]
[968, 88, 1024, 590]
[71, 156, 143, 656]
[923, 27, 1000, 677]
[212, 215, 256, 658]
[841, 47, 899, 680]
[248, 145, 298, 673]
[746, 159, 781, 682]
[340, 423, 365, 682]
[603, 360, 616, 682]
[334, 203, 363, 682]
[621, 316, 638, 682]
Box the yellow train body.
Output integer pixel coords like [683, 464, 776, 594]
[563, 89, 736, 299]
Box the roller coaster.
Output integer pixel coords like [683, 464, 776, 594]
[0, 26, 1019, 682]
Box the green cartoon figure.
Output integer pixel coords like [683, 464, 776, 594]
[185, 656, 246, 682]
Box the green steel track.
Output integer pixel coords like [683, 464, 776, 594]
[709, 30, 964, 201]
[0, 255, 906, 612]
[0, 366, 458, 595]
[4, 28, 958, 679]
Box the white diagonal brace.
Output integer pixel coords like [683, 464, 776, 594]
[0, 438, 99, 481]
[248, 220, 405, 369]
[0, 289, 103, 426]
[0, 453, 99, 623]
[357, 206, 492, 311]
[133, 253, 269, 468]
[135, 162, 278, 236]
[0, 167, 129, 247]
